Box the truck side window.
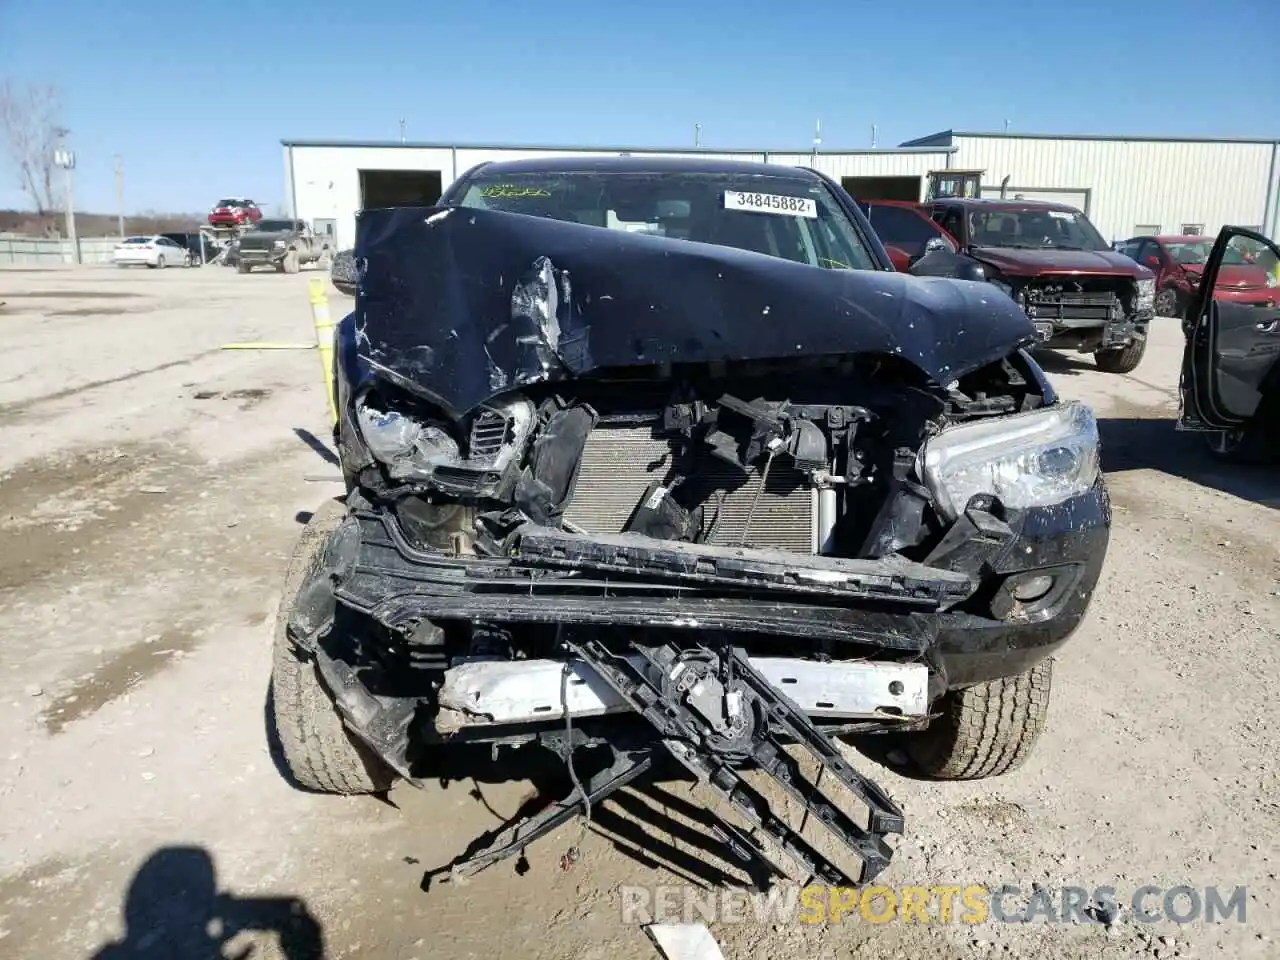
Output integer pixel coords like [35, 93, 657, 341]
[935, 208, 964, 243]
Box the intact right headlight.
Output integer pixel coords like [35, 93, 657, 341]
[918, 401, 1101, 521]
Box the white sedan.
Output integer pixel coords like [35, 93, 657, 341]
[113, 235, 191, 269]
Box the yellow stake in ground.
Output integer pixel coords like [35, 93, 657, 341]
[309, 277, 338, 426]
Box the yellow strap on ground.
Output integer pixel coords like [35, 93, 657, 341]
[220, 342, 316, 350]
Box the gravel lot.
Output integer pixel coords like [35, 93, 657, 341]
[0, 265, 1276, 960]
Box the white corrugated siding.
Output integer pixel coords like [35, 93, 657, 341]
[952, 135, 1276, 242]
[289, 145, 455, 249]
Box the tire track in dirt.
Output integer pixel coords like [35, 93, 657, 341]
[0, 348, 222, 422]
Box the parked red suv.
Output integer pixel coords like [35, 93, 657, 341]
[1116, 234, 1279, 317]
[856, 199, 958, 271]
[208, 198, 262, 229]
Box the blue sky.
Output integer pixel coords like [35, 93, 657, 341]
[1, 0, 1276, 214]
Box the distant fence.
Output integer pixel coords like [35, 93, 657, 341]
[0, 235, 121, 266]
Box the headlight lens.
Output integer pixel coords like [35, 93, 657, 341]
[356, 400, 459, 479]
[918, 401, 1100, 521]
[354, 391, 535, 482]
[273, 239, 286, 248]
[1136, 278, 1155, 311]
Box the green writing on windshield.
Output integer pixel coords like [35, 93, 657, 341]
[481, 184, 552, 198]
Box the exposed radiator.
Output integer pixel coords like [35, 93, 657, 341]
[562, 421, 815, 554]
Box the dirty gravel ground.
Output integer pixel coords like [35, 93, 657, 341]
[0, 265, 1276, 960]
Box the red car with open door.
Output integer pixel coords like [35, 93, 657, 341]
[1119, 234, 1279, 318]
[1179, 226, 1280, 462]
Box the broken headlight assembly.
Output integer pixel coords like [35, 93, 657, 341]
[355, 388, 535, 484]
[918, 400, 1100, 521]
[1135, 278, 1156, 312]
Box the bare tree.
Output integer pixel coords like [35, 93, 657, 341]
[0, 79, 63, 215]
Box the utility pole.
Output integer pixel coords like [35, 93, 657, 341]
[811, 120, 821, 166]
[399, 118, 406, 143]
[114, 155, 125, 237]
[52, 129, 78, 264]
[1004, 118, 1011, 133]
[694, 123, 702, 148]
[871, 124, 878, 149]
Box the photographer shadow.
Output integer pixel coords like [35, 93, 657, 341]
[90, 846, 324, 960]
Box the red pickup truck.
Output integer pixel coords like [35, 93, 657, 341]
[859, 197, 1155, 374]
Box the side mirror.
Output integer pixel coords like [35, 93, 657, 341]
[1145, 256, 1161, 269]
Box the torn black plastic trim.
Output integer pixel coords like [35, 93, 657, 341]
[513, 525, 975, 608]
[332, 511, 939, 650]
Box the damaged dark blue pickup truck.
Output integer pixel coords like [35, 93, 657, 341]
[271, 157, 1111, 888]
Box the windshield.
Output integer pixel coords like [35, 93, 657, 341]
[455, 171, 877, 271]
[253, 219, 294, 232]
[216, 199, 243, 207]
[1166, 241, 1253, 267]
[969, 207, 1108, 251]
[1165, 241, 1213, 265]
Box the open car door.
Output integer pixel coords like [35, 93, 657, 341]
[1180, 226, 1280, 457]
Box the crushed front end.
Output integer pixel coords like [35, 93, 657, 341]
[999, 275, 1153, 353]
[286, 206, 1111, 886]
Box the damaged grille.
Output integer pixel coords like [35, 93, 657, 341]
[1024, 281, 1125, 324]
[562, 421, 814, 553]
[469, 410, 511, 459]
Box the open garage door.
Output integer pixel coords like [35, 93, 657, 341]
[840, 176, 922, 203]
[359, 169, 444, 209]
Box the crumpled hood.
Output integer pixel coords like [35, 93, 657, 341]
[971, 246, 1150, 279]
[353, 206, 1037, 416]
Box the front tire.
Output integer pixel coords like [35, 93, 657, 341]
[906, 659, 1053, 780]
[1094, 335, 1147, 374]
[283, 249, 301, 274]
[271, 500, 395, 795]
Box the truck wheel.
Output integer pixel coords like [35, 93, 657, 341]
[283, 250, 301, 274]
[1094, 336, 1147, 374]
[906, 658, 1052, 780]
[237, 260, 250, 275]
[1154, 288, 1179, 318]
[270, 499, 396, 795]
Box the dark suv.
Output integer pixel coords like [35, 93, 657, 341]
[270, 157, 1111, 887]
[901, 198, 1155, 374]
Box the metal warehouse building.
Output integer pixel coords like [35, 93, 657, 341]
[283, 130, 1280, 252]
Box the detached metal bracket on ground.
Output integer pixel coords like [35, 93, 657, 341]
[428, 637, 905, 888]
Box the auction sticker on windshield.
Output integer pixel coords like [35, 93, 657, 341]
[724, 191, 818, 218]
